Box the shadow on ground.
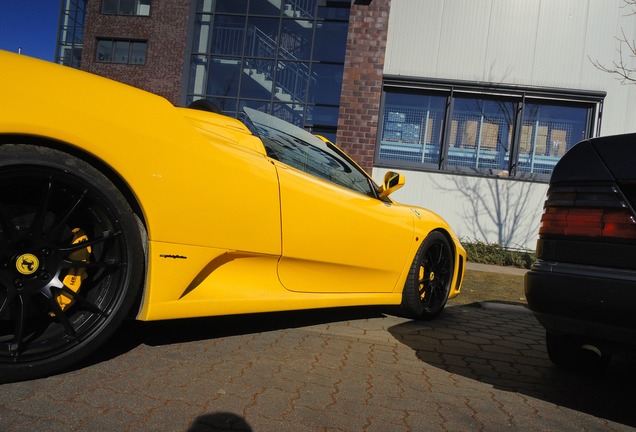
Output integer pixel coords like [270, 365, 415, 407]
[74, 302, 636, 428]
[388, 303, 636, 428]
[78, 306, 390, 368]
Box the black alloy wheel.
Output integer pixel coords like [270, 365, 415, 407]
[0, 145, 143, 382]
[401, 231, 454, 320]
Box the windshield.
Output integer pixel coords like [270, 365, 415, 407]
[242, 107, 377, 198]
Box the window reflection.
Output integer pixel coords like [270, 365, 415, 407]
[213, 15, 246, 56]
[307, 105, 339, 128]
[241, 59, 275, 98]
[313, 21, 347, 62]
[245, 108, 375, 197]
[96, 38, 146, 65]
[187, 0, 350, 138]
[517, 103, 588, 175]
[197, 0, 246, 14]
[279, 20, 313, 61]
[248, 0, 280, 15]
[101, 0, 150, 16]
[308, 63, 343, 105]
[379, 92, 446, 166]
[275, 61, 309, 104]
[284, 0, 317, 19]
[208, 57, 241, 97]
[447, 97, 515, 173]
[377, 88, 597, 179]
[244, 17, 279, 57]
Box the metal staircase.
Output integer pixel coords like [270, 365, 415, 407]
[243, 26, 315, 109]
[210, 0, 317, 110]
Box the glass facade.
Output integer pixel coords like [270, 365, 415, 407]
[55, 0, 87, 68]
[377, 84, 600, 180]
[187, 0, 351, 142]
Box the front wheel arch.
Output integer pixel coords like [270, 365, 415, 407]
[0, 137, 149, 314]
[0, 143, 146, 381]
[401, 230, 455, 320]
[0, 136, 147, 234]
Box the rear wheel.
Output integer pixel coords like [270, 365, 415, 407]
[401, 231, 454, 320]
[0, 144, 143, 382]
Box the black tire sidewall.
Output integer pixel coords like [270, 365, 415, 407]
[0, 144, 144, 381]
[401, 231, 453, 320]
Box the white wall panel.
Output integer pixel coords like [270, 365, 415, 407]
[482, 0, 541, 84]
[372, 167, 548, 251]
[386, 0, 633, 92]
[385, 0, 444, 76]
[532, 0, 590, 87]
[434, 1, 491, 82]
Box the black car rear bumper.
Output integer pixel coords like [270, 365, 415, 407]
[525, 261, 636, 347]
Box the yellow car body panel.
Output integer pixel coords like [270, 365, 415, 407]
[276, 163, 415, 293]
[0, 51, 465, 323]
[0, 51, 281, 256]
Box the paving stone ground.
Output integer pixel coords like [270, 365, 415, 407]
[1, 302, 635, 431]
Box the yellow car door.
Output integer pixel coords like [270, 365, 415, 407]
[276, 164, 415, 293]
[241, 107, 415, 294]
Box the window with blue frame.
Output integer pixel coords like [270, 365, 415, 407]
[379, 91, 446, 167]
[186, 0, 351, 142]
[517, 102, 589, 176]
[377, 83, 601, 180]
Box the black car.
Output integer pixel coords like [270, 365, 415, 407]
[525, 133, 636, 371]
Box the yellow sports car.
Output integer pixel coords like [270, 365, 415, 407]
[0, 50, 465, 381]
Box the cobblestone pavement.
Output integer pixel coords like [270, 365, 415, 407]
[1, 302, 635, 431]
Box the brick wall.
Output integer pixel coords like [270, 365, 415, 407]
[336, 0, 391, 173]
[82, 0, 190, 105]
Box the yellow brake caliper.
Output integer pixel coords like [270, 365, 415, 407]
[419, 265, 426, 299]
[56, 228, 91, 311]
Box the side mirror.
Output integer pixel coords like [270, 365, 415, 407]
[378, 171, 405, 199]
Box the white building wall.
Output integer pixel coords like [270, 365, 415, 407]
[372, 168, 548, 250]
[375, 0, 636, 250]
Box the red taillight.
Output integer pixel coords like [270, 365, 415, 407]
[540, 207, 636, 239]
[603, 210, 636, 238]
[540, 208, 602, 237]
[540, 184, 636, 240]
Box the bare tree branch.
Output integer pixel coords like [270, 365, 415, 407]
[432, 175, 540, 249]
[590, 1, 636, 84]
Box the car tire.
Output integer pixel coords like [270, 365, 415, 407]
[0, 144, 144, 382]
[401, 231, 454, 320]
[545, 331, 611, 373]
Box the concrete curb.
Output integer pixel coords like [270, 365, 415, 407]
[466, 261, 528, 276]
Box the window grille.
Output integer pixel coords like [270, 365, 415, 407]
[377, 83, 601, 181]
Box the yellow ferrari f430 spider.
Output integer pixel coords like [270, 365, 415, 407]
[0, 51, 465, 381]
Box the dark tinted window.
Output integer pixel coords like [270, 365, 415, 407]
[244, 108, 375, 197]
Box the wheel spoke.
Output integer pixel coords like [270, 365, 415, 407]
[427, 284, 439, 303]
[47, 189, 88, 239]
[431, 244, 444, 266]
[9, 296, 27, 360]
[0, 199, 16, 237]
[62, 258, 122, 270]
[0, 287, 16, 319]
[30, 177, 54, 234]
[59, 230, 122, 253]
[57, 285, 107, 316]
[45, 294, 77, 338]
